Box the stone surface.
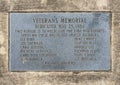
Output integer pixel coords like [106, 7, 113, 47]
[112, 13, 120, 74]
[0, 0, 9, 12]
[112, 0, 120, 12]
[9, 0, 110, 11]
[0, 13, 8, 73]
[0, 0, 120, 85]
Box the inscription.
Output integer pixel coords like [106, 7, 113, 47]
[10, 13, 110, 71]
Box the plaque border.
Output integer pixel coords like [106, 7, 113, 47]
[8, 11, 112, 72]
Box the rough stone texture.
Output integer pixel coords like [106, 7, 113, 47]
[0, 0, 9, 12]
[0, 0, 120, 85]
[0, 13, 8, 73]
[112, 0, 120, 12]
[9, 0, 110, 11]
[0, 72, 117, 85]
[112, 13, 120, 74]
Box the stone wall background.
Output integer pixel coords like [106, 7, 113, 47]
[0, 0, 120, 85]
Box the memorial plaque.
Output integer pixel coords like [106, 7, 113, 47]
[10, 12, 111, 71]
